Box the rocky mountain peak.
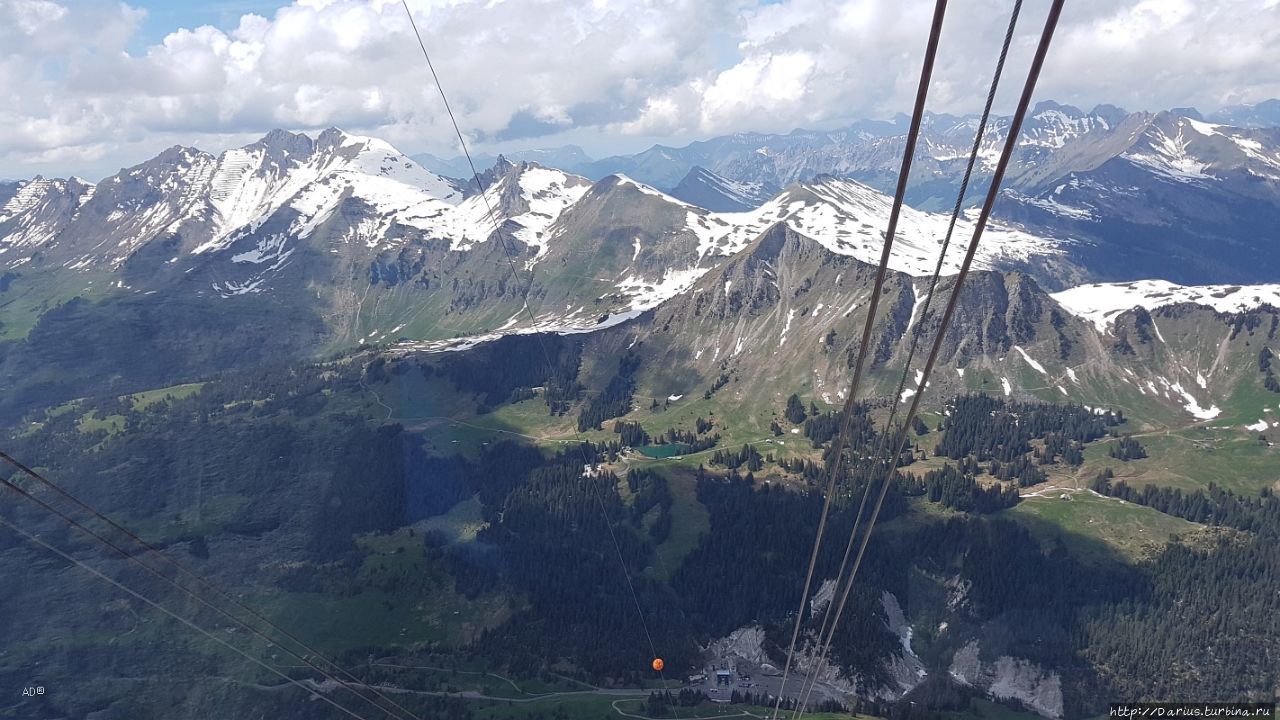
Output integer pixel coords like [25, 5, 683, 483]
[1031, 100, 1086, 118]
[145, 144, 212, 169]
[250, 128, 316, 158]
[1088, 103, 1129, 125]
[474, 154, 523, 192]
[312, 126, 399, 162]
[492, 154, 515, 173]
[744, 221, 801, 263]
[669, 166, 778, 212]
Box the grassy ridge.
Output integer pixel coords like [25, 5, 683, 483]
[1008, 490, 1204, 563]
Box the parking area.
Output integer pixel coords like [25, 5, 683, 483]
[683, 659, 848, 708]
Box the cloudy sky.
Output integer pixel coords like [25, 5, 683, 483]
[2, 0, 1278, 180]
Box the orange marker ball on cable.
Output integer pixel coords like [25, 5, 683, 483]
[652, 657, 664, 672]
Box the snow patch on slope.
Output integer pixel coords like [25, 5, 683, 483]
[1161, 378, 1221, 420]
[909, 288, 930, 330]
[685, 177, 1063, 277]
[613, 174, 692, 206]
[1125, 123, 1213, 182]
[779, 308, 795, 347]
[512, 166, 591, 258]
[1013, 346, 1047, 375]
[1051, 279, 1280, 332]
[616, 267, 711, 311]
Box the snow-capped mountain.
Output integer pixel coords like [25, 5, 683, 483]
[1118, 115, 1280, 184]
[0, 176, 95, 263]
[520, 173, 1073, 323]
[713, 176, 1070, 278]
[6, 125, 1280, 433]
[459, 156, 592, 256]
[411, 145, 594, 180]
[0, 130, 595, 295]
[668, 166, 779, 211]
[579, 100, 1277, 202]
[1, 129, 464, 273]
[579, 101, 1144, 206]
[997, 112, 1280, 285]
[4, 112, 1279, 402]
[573, 99, 1280, 285]
[571, 220, 1279, 431]
[1, 129, 1079, 362]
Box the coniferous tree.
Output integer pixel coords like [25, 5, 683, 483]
[613, 420, 650, 447]
[1108, 434, 1148, 461]
[911, 415, 929, 436]
[785, 393, 807, 424]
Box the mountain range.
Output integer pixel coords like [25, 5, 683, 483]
[2, 101, 1280, 425]
[417, 99, 1280, 285]
[415, 99, 1280, 200]
[0, 126, 1069, 347]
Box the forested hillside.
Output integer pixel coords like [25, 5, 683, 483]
[3, 334, 1278, 719]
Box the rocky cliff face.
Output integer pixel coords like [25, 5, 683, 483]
[879, 592, 928, 697]
[950, 640, 1064, 719]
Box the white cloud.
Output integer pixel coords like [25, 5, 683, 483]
[697, 51, 817, 132]
[1, 0, 1278, 180]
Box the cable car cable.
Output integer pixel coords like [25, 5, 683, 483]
[790, 0, 1024, 710]
[0, 512, 380, 720]
[0, 449, 427, 720]
[768, 2, 949, 717]
[399, 1, 682, 695]
[790, 4, 1065, 718]
[0, 467, 418, 720]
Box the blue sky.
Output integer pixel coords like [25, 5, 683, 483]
[126, 1, 290, 51]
